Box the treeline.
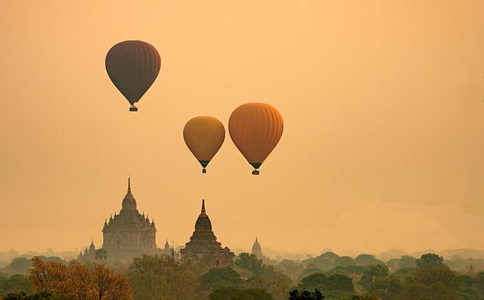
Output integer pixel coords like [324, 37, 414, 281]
[2, 252, 484, 299]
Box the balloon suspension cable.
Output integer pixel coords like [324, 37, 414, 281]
[129, 104, 138, 112]
[202, 168, 207, 174]
[252, 169, 260, 175]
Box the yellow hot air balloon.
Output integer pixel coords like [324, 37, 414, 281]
[183, 116, 225, 173]
[229, 103, 284, 175]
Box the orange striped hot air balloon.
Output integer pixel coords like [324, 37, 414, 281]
[183, 116, 225, 173]
[229, 103, 283, 175]
[105, 40, 161, 112]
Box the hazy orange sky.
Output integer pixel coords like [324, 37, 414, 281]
[1, 0, 484, 255]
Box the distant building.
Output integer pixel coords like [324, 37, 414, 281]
[180, 200, 234, 267]
[251, 237, 265, 260]
[78, 240, 96, 262]
[100, 178, 162, 262]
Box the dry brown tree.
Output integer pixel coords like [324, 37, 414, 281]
[29, 257, 132, 300]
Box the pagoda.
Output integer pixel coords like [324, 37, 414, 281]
[180, 200, 234, 267]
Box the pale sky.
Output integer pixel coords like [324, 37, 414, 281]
[1, 0, 484, 255]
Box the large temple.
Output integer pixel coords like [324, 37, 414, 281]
[180, 200, 234, 267]
[100, 178, 159, 261]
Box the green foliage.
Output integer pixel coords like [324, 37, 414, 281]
[299, 273, 327, 290]
[354, 255, 383, 267]
[298, 272, 354, 298]
[1, 259, 32, 275]
[299, 265, 324, 280]
[335, 256, 355, 267]
[459, 275, 481, 300]
[127, 255, 199, 300]
[359, 264, 389, 291]
[326, 265, 366, 277]
[0, 274, 31, 295]
[323, 274, 354, 293]
[201, 267, 242, 290]
[289, 289, 324, 300]
[302, 252, 340, 272]
[398, 256, 417, 269]
[277, 260, 304, 281]
[392, 267, 414, 279]
[416, 253, 445, 269]
[473, 271, 484, 296]
[234, 253, 264, 277]
[209, 287, 274, 300]
[399, 256, 462, 300]
[367, 276, 403, 300]
[245, 265, 293, 300]
[2, 291, 60, 300]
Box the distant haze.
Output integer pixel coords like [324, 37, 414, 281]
[1, 0, 484, 254]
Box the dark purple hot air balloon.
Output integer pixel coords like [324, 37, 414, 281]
[105, 40, 161, 112]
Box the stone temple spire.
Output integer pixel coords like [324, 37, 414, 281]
[201, 199, 206, 215]
[122, 176, 137, 211]
[252, 237, 264, 260]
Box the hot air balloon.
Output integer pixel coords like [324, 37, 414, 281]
[105, 40, 161, 112]
[183, 116, 225, 173]
[229, 103, 283, 175]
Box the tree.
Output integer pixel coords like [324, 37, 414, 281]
[473, 271, 484, 296]
[127, 255, 199, 300]
[302, 252, 339, 272]
[298, 273, 327, 291]
[29, 257, 132, 300]
[354, 255, 383, 267]
[323, 274, 354, 293]
[2, 291, 60, 300]
[335, 256, 355, 267]
[298, 273, 354, 298]
[359, 264, 389, 291]
[209, 287, 274, 300]
[289, 289, 324, 300]
[298, 265, 323, 281]
[277, 260, 304, 281]
[368, 276, 403, 300]
[234, 253, 264, 277]
[416, 253, 444, 269]
[245, 265, 293, 300]
[0, 274, 31, 295]
[398, 256, 416, 269]
[201, 267, 242, 290]
[326, 265, 366, 277]
[2, 259, 32, 275]
[399, 260, 462, 300]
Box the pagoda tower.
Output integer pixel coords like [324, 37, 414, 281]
[180, 200, 234, 267]
[251, 237, 265, 260]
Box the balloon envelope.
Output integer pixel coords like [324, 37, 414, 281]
[229, 103, 283, 174]
[105, 40, 161, 111]
[183, 116, 225, 173]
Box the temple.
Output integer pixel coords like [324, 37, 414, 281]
[251, 237, 265, 260]
[100, 177, 159, 261]
[180, 200, 234, 267]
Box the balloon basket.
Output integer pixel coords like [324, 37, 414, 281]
[202, 168, 207, 174]
[129, 105, 138, 112]
[252, 170, 260, 175]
